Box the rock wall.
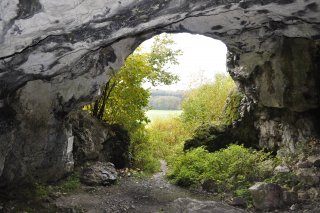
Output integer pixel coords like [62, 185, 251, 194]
[69, 111, 130, 168]
[0, 0, 320, 186]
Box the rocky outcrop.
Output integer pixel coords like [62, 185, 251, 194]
[0, 0, 320, 187]
[69, 111, 130, 168]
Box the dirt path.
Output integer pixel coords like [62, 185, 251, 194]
[54, 160, 220, 213]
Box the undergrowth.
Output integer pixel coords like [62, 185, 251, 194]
[33, 172, 81, 200]
[167, 145, 275, 193]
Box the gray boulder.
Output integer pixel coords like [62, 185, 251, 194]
[168, 198, 245, 213]
[80, 162, 117, 186]
[249, 182, 283, 211]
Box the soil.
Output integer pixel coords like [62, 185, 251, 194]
[53, 160, 222, 213]
[1, 160, 320, 212]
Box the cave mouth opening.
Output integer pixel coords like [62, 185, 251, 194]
[79, 32, 246, 171]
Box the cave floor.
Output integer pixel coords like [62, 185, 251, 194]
[2, 161, 320, 212]
[54, 160, 223, 212]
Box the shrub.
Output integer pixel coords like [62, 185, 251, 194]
[181, 74, 235, 129]
[130, 125, 160, 174]
[168, 145, 274, 192]
[219, 88, 244, 126]
[52, 172, 81, 193]
[147, 117, 190, 162]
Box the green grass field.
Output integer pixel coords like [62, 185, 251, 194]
[146, 110, 182, 122]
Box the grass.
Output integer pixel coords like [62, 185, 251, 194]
[146, 110, 182, 123]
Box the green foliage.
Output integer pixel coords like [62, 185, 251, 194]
[85, 33, 181, 132]
[146, 110, 182, 123]
[52, 172, 81, 193]
[130, 117, 190, 174]
[83, 34, 182, 173]
[181, 74, 235, 130]
[147, 117, 191, 163]
[35, 172, 80, 199]
[266, 172, 300, 190]
[34, 183, 49, 199]
[129, 125, 160, 174]
[168, 145, 274, 192]
[219, 88, 244, 126]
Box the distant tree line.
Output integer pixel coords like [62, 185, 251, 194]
[148, 90, 185, 110]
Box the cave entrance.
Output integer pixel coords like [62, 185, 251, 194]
[143, 33, 230, 123]
[81, 32, 242, 170]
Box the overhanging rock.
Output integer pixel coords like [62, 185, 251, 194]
[0, 0, 320, 186]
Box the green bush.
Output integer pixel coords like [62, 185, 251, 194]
[219, 88, 244, 126]
[130, 125, 160, 174]
[52, 172, 81, 193]
[147, 117, 190, 163]
[168, 145, 274, 192]
[181, 74, 235, 129]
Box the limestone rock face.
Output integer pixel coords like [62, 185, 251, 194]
[0, 0, 320, 187]
[69, 111, 130, 168]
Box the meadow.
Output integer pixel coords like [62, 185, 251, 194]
[146, 110, 182, 123]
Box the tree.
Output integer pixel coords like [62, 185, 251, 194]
[181, 74, 235, 129]
[85, 34, 182, 131]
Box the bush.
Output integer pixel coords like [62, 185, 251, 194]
[130, 125, 160, 174]
[168, 145, 274, 192]
[147, 117, 190, 162]
[181, 74, 235, 129]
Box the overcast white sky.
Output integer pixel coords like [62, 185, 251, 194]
[141, 33, 228, 91]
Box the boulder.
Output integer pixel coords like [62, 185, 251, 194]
[80, 162, 117, 186]
[168, 198, 245, 213]
[249, 182, 283, 211]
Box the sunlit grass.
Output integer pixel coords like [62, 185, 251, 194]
[146, 110, 182, 124]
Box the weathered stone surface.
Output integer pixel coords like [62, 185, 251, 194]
[0, 0, 320, 187]
[249, 182, 284, 211]
[69, 111, 130, 168]
[274, 165, 290, 174]
[168, 198, 245, 213]
[80, 161, 117, 186]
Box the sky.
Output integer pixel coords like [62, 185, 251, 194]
[141, 33, 228, 91]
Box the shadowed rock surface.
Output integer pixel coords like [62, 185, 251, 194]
[0, 0, 320, 189]
[69, 111, 130, 168]
[169, 198, 245, 213]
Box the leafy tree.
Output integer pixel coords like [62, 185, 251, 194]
[85, 33, 182, 131]
[181, 74, 235, 129]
